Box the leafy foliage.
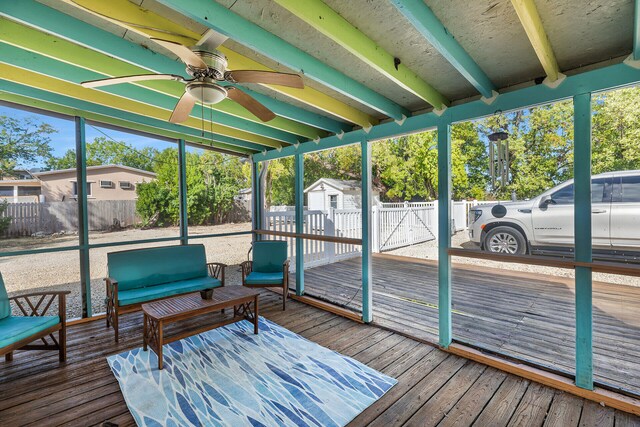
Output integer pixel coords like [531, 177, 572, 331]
[0, 200, 11, 235]
[135, 149, 248, 226]
[6, 86, 640, 222]
[0, 116, 56, 176]
[47, 137, 159, 171]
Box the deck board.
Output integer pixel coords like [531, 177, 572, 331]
[299, 254, 640, 394]
[0, 287, 637, 426]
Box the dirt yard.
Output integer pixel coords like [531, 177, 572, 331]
[1, 222, 252, 318]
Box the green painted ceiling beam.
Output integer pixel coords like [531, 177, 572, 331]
[0, 81, 259, 155]
[274, 0, 449, 110]
[511, 0, 561, 82]
[156, 0, 411, 121]
[389, 0, 497, 99]
[255, 61, 640, 161]
[1, 0, 352, 135]
[0, 35, 299, 146]
[0, 61, 284, 150]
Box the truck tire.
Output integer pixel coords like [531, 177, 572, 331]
[484, 226, 527, 255]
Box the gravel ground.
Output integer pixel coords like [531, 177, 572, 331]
[387, 232, 640, 287]
[1, 222, 252, 318]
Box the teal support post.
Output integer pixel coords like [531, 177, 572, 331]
[294, 154, 305, 296]
[251, 160, 263, 241]
[75, 116, 91, 318]
[178, 139, 189, 245]
[361, 139, 373, 323]
[437, 117, 452, 347]
[574, 92, 594, 390]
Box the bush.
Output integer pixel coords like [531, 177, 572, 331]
[0, 200, 12, 235]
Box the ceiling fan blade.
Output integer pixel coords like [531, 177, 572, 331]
[151, 38, 208, 69]
[169, 92, 196, 123]
[81, 74, 186, 88]
[226, 87, 276, 122]
[225, 70, 304, 89]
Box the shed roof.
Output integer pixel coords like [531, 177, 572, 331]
[304, 178, 362, 193]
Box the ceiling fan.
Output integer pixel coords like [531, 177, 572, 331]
[80, 38, 304, 124]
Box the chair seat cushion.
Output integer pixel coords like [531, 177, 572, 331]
[0, 316, 60, 348]
[245, 271, 284, 286]
[118, 276, 222, 306]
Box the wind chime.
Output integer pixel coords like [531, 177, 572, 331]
[488, 111, 510, 192]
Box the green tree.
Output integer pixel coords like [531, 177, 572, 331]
[135, 149, 248, 226]
[0, 115, 55, 176]
[47, 137, 159, 171]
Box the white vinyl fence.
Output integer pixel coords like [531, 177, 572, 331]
[265, 200, 500, 269]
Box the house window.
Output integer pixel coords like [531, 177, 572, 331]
[119, 181, 132, 190]
[72, 182, 93, 197]
[329, 194, 338, 209]
[0, 186, 13, 197]
[100, 180, 113, 188]
[17, 187, 40, 196]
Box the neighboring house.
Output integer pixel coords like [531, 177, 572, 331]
[304, 178, 379, 211]
[0, 170, 42, 203]
[33, 165, 156, 202]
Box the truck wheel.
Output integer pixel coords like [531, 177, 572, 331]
[484, 226, 527, 255]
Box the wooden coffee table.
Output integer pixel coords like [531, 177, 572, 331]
[141, 286, 260, 369]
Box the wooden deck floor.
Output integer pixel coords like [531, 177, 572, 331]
[298, 254, 640, 396]
[2, 288, 638, 426]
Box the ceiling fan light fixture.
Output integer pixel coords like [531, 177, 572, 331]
[186, 81, 227, 104]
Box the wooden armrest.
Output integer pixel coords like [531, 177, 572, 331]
[9, 291, 69, 318]
[283, 259, 290, 271]
[240, 261, 253, 279]
[9, 290, 70, 301]
[207, 262, 227, 286]
[104, 277, 118, 286]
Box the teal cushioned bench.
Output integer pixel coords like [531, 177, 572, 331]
[0, 272, 69, 363]
[105, 244, 226, 342]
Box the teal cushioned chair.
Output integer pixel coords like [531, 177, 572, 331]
[105, 244, 225, 342]
[0, 272, 69, 363]
[241, 241, 290, 310]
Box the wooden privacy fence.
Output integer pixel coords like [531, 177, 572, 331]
[2, 201, 140, 237]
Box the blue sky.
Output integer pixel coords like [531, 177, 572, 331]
[1, 105, 203, 169]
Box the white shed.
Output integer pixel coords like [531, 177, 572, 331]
[304, 178, 379, 211]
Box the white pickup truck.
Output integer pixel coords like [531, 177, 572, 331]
[467, 170, 640, 259]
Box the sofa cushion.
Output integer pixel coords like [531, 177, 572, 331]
[108, 244, 209, 291]
[244, 271, 284, 286]
[0, 316, 60, 348]
[117, 276, 222, 306]
[252, 241, 287, 273]
[0, 273, 10, 320]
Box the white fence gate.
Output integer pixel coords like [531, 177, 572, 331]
[374, 203, 436, 252]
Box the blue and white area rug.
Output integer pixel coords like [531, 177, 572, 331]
[107, 317, 397, 426]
